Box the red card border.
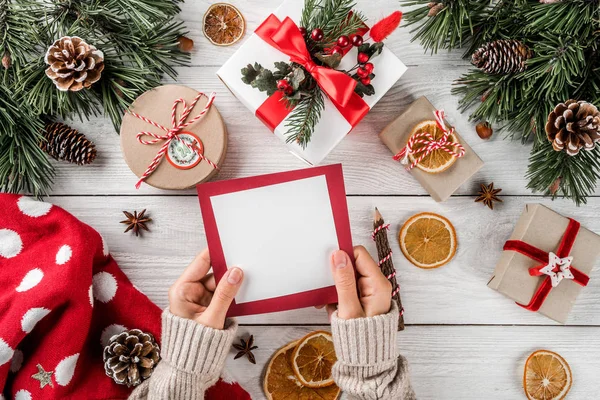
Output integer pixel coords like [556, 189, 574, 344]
[196, 164, 354, 317]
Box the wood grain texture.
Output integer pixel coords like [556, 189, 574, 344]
[48, 195, 600, 326]
[33, 1, 600, 398]
[49, 0, 600, 197]
[224, 325, 600, 399]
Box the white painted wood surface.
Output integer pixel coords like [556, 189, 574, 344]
[42, 0, 600, 398]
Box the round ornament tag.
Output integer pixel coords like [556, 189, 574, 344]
[120, 85, 227, 190]
[166, 132, 204, 170]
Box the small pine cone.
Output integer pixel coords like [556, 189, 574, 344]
[2, 50, 10, 69]
[427, 2, 444, 17]
[41, 122, 97, 165]
[44, 36, 104, 91]
[103, 329, 160, 388]
[546, 100, 600, 156]
[471, 39, 532, 75]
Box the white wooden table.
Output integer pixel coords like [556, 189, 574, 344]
[50, 1, 600, 398]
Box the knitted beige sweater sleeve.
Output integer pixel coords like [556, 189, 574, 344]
[128, 309, 237, 400]
[130, 304, 414, 400]
[331, 302, 416, 400]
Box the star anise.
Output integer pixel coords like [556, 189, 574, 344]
[120, 209, 152, 237]
[233, 335, 258, 364]
[475, 182, 503, 210]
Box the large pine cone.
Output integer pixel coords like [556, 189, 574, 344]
[103, 329, 160, 388]
[471, 39, 532, 75]
[44, 36, 104, 92]
[41, 122, 97, 165]
[546, 100, 600, 156]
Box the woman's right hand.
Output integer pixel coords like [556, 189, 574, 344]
[322, 245, 393, 320]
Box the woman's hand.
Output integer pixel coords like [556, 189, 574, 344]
[168, 248, 243, 329]
[326, 245, 392, 320]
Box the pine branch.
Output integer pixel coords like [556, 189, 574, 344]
[285, 88, 325, 148]
[527, 142, 600, 206]
[0, 85, 54, 196]
[308, 0, 366, 46]
[402, 0, 487, 53]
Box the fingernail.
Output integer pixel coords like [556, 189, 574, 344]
[227, 267, 243, 284]
[333, 251, 347, 269]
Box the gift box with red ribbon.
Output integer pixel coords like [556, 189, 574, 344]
[217, 0, 407, 165]
[379, 96, 484, 202]
[488, 204, 600, 324]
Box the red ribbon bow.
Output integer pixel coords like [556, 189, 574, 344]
[128, 92, 218, 189]
[503, 218, 590, 312]
[264, 16, 357, 108]
[393, 109, 465, 170]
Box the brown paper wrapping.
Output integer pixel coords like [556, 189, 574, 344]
[379, 96, 484, 202]
[120, 85, 227, 190]
[488, 203, 600, 324]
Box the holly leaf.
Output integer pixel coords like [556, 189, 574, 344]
[254, 68, 278, 96]
[288, 67, 306, 91]
[241, 62, 262, 85]
[356, 42, 385, 61]
[274, 61, 293, 79]
[353, 77, 375, 97]
[314, 52, 343, 69]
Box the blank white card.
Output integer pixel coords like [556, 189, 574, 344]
[210, 175, 338, 303]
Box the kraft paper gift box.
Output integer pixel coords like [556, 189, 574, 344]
[379, 96, 484, 202]
[217, 0, 407, 165]
[488, 203, 600, 324]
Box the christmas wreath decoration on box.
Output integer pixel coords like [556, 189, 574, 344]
[0, 0, 190, 195]
[402, 0, 600, 205]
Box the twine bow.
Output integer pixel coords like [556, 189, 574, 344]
[128, 92, 218, 189]
[393, 109, 466, 170]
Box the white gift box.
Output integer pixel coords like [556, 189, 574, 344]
[217, 0, 407, 165]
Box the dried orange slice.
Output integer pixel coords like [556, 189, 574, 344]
[264, 340, 341, 400]
[399, 212, 457, 269]
[291, 331, 337, 388]
[408, 120, 460, 173]
[202, 3, 245, 46]
[524, 350, 572, 400]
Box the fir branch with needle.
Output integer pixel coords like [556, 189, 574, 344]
[285, 88, 325, 148]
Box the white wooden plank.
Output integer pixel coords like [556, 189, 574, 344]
[225, 325, 600, 399]
[46, 195, 600, 326]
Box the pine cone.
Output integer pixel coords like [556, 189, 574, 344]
[44, 36, 104, 91]
[471, 39, 532, 75]
[546, 100, 600, 156]
[41, 122, 97, 165]
[427, 2, 444, 17]
[103, 329, 160, 388]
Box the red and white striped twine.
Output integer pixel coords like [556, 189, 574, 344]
[128, 92, 218, 189]
[393, 109, 466, 170]
[372, 223, 400, 297]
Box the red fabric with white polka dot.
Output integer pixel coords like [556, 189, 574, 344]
[0, 194, 249, 399]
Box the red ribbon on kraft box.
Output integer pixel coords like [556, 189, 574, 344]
[503, 218, 590, 312]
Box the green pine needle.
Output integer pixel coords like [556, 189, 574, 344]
[285, 89, 325, 149]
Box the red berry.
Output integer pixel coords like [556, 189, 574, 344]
[311, 28, 324, 41]
[360, 77, 371, 85]
[364, 62, 374, 73]
[277, 80, 289, 91]
[351, 34, 364, 47]
[331, 46, 343, 55]
[357, 67, 369, 78]
[357, 52, 369, 64]
[285, 87, 294, 95]
[337, 35, 350, 48]
[299, 27, 307, 36]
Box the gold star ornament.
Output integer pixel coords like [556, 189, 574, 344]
[475, 182, 503, 210]
[32, 364, 54, 389]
